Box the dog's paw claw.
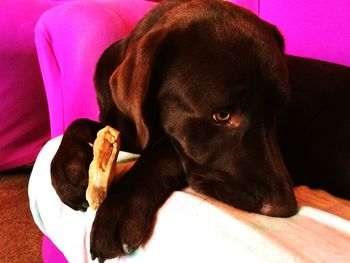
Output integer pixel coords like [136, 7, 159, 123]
[78, 201, 89, 212]
[90, 251, 96, 261]
[122, 243, 134, 255]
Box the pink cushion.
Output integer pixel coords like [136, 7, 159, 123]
[260, 0, 350, 67]
[0, 0, 72, 171]
[35, 0, 157, 138]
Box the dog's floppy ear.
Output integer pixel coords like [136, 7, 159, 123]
[108, 28, 169, 151]
[106, 0, 189, 151]
[95, 39, 128, 123]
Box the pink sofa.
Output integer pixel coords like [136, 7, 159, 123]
[0, 0, 49, 171]
[0, 0, 80, 172]
[33, 0, 350, 262]
[260, 0, 350, 67]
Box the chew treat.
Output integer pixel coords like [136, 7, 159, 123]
[86, 126, 121, 210]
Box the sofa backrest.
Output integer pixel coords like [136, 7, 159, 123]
[259, 0, 350, 67]
[230, 0, 350, 67]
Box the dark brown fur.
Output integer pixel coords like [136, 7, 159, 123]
[51, 0, 350, 261]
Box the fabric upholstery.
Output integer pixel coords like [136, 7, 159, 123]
[35, 0, 157, 138]
[260, 0, 350, 67]
[0, 0, 71, 171]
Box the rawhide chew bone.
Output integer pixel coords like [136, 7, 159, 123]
[86, 126, 121, 210]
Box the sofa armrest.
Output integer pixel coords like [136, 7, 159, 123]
[35, 0, 156, 137]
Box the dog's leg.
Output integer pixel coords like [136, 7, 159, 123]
[90, 137, 187, 262]
[51, 119, 104, 211]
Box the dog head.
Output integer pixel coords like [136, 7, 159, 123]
[106, 0, 297, 217]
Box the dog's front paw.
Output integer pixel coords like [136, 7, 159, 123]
[90, 188, 156, 262]
[51, 119, 105, 211]
[51, 143, 92, 211]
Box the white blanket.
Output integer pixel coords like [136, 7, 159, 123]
[29, 137, 350, 263]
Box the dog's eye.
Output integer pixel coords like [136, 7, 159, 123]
[212, 112, 240, 128]
[212, 112, 231, 123]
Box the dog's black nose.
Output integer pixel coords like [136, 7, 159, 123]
[260, 196, 298, 217]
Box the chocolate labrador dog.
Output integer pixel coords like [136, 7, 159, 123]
[51, 0, 350, 261]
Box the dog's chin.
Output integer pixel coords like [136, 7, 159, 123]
[191, 182, 298, 218]
[237, 194, 298, 217]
